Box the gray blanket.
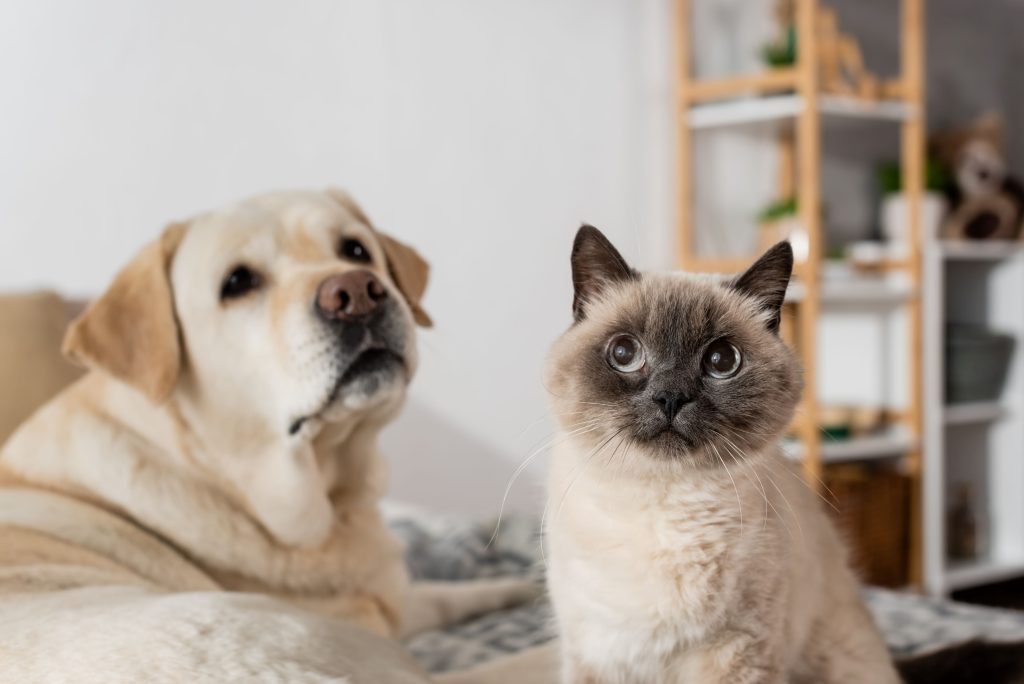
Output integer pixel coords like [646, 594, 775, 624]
[389, 508, 1024, 674]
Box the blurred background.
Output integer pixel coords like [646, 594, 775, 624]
[3, 0, 1024, 603]
[0, 0, 676, 517]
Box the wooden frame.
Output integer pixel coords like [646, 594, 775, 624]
[674, 0, 926, 586]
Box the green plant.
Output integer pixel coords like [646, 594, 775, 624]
[757, 197, 798, 223]
[761, 26, 797, 68]
[877, 159, 949, 194]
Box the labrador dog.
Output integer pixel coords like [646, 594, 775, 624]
[0, 189, 534, 683]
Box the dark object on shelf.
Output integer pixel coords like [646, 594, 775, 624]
[762, 1, 796, 68]
[947, 483, 979, 561]
[877, 158, 948, 194]
[945, 325, 1015, 404]
[762, 25, 797, 67]
[826, 464, 910, 588]
[932, 113, 1024, 240]
[819, 405, 887, 441]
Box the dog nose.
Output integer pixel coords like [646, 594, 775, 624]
[316, 271, 388, 322]
[653, 390, 691, 420]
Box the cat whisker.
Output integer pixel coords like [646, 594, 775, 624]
[515, 410, 604, 438]
[614, 435, 634, 475]
[728, 443, 792, 540]
[604, 430, 630, 469]
[486, 421, 606, 549]
[709, 441, 743, 535]
[554, 427, 626, 519]
[775, 451, 841, 515]
[762, 465, 804, 542]
[712, 430, 772, 532]
[540, 426, 627, 569]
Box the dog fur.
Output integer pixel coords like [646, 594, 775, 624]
[0, 189, 532, 683]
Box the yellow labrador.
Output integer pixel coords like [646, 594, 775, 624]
[0, 189, 534, 683]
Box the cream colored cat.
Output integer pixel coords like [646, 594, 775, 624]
[543, 226, 899, 684]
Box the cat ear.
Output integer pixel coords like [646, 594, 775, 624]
[728, 241, 793, 334]
[571, 224, 636, 321]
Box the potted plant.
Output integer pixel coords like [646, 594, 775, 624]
[876, 159, 948, 257]
[762, 0, 797, 69]
[757, 197, 808, 262]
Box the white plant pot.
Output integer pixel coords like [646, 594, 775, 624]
[881, 192, 947, 257]
[760, 217, 809, 262]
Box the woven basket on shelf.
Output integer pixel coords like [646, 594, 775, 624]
[825, 464, 911, 588]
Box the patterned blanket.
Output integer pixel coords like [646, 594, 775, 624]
[389, 507, 1024, 674]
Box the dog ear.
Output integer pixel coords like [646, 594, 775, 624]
[326, 187, 432, 327]
[377, 232, 433, 328]
[63, 223, 187, 403]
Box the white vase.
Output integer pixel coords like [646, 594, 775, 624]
[760, 217, 809, 262]
[881, 192, 947, 257]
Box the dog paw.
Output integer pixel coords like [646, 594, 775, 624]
[479, 576, 544, 610]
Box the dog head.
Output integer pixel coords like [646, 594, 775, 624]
[63, 189, 431, 547]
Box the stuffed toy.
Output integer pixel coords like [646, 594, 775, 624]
[932, 113, 1024, 240]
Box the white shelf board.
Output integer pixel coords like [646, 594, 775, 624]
[943, 402, 1007, 426]
[945, 556, 1024, 592]
[786, 277, 915, 306]
[784, 428, 916, 464]
[688, 94, 915, 130]
[940, 241, 1024, 261]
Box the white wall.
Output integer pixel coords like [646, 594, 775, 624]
[0, 0, 674, 515]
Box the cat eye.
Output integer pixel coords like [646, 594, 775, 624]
[606, 334, 646, 373]
[703, 339, 742, 379]
[220, 265, 263, 301]
[339, 238, 372, 263]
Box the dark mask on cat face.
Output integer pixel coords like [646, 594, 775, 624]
[546, 225, 803, 466]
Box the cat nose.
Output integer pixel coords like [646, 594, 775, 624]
[653, 390, 691, 420]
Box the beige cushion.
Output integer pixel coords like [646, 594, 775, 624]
[0, 291, 84, 447]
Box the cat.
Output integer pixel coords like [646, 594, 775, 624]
[542, 225, 899, 684]
[440, 224, 1024, 684]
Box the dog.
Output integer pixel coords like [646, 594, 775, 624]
[0, 189, 533, 683]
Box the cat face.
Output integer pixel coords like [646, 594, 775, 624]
[546, 226, 803, 467]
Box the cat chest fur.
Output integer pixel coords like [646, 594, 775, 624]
[545, 442, 779, 665]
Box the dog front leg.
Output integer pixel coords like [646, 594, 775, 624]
[284, 591, 400, 638]
[432, 642, 561, 684]
[401, 578, 540, 637]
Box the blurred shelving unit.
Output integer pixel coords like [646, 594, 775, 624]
[674, 0, 926, 585]
[786, 427, 918, 465]
[923, 242, 1024, 595]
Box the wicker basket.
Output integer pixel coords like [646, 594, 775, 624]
[825, 464, 911, 588]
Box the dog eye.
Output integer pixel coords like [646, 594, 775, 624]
[703, 339, 742, 379]
[220, 266, 262, 301]
[339, 238, 372, 263]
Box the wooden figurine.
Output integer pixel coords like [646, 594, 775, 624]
[933, 113, 1024, 240]
[816, 7, 899, 101]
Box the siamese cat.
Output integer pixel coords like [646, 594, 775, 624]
[444, 225, 1024, 684]
[543, 226, 898, 683]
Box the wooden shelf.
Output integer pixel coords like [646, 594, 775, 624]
[677, 0, 927, 589]
[945, 556, 1024, 592]
[687, 94, 916, 130]
[943, 402, 1007, 426]
[786, 276, 915, 306]
[940, 241, 1024, 261]
[785, 428, 916, 464]
[685, 69, 798, 104]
